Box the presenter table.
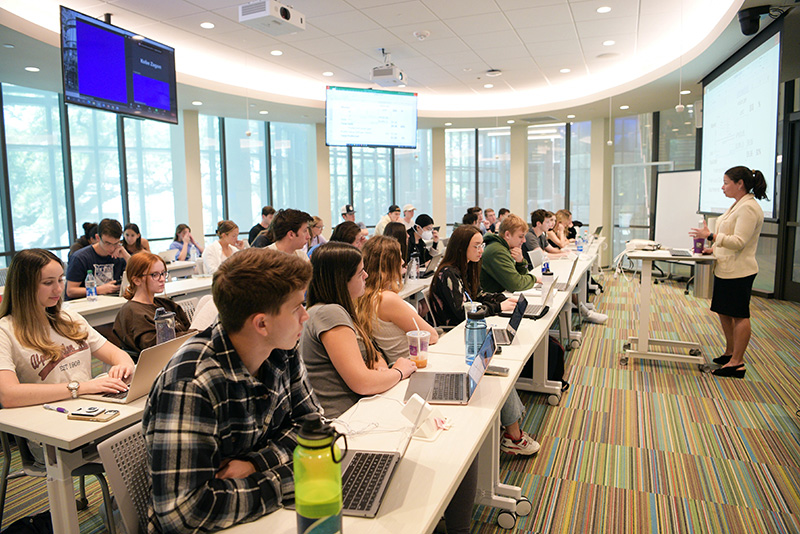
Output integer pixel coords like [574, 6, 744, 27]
[0, 398, 146, 534]
[623, 250, 716, 368]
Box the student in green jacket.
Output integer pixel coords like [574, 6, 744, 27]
[480, 213, 537, 293]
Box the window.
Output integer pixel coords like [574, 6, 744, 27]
[124, 118, 177, 239]
[329, 146, 350, 225]
[199, 114, 223, 235]
[569, 121, 591, 223]
[478, 128, 511, 214]
[527, 124, 566, 216]
[658, 107, 697, 170]
[445, 129, 476, 225]
[395, 129, 433, 216]
[68, 105, 123, 227]
[2, 85, 69, 252]
[271, 122, 316, 213]
[225, 118, 268, 229]
[352, 147, 392, 227]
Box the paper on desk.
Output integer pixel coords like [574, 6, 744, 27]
[332, 396, 415, 454]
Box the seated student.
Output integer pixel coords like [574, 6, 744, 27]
[462, 211, 479, 228]
[303, 216, 328, 257]
[429, 226, 540, 455]
[169, 223, 204, 261]
[66, 218, 129, 300]
[374, 204, 402, 236]
[480, 214, 537, 293]
[525, 209, 570, 259]
[300, 242, 416, 418]
[407, 213, 440, 264]
[123, 222, 150, 256]
[384, 221, 409, 263]
[0, 249, 133, 410]
[467, 206, 485, 234]
[484, 208, 497, 233]
[266, 208, 312, 261]
[203, 220, 245, 275]
[547, 210, 572, 249]
[355, 236, 438, 364]
[248, 205, 275, 245]
[143, 249, 321, 534]
[112, 252, 191, 354]
[68, 221, 98, 259]
[329, 220, 367, 249]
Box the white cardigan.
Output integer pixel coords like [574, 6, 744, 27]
[202, 240, 238, 275]
[712, 193, 764, 279]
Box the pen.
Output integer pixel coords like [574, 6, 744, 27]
[43, 404, 69, 414]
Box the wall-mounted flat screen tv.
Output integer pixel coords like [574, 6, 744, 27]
[326, 86, 417, 149]
[60, 6, 179, 124]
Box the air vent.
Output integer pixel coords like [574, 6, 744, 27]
[520, 116, 559, 124]
[241, 1, 267, 16]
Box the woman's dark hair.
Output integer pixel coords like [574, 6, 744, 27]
[384, 222, 408, 262]
[430, 225, 482, 301]
[124, 223, 142, 252]
[725, 166, 769, 200]
[80, 222, 98, 241]
[174, 224, 190, 241]
[330, 221, 361, 246]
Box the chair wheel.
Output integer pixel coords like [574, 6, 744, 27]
[689, 349, 701, 356]
[497, 510, 517, 529]
[619, 357, 629, 366]
[547, 394, 560, 406]
[76, 497, 89, 510]
[569, 340, 581, 350]
[622, 342, 631, 351]
[516, 498, 532, 516]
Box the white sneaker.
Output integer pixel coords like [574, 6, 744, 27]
[584, 302, 596, 311]
[583, 310, 607, 324]
[500, 431, 541, 456]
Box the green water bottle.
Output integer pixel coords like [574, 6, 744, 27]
[294, 414, 345, 534]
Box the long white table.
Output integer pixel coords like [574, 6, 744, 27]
[166, 260, 197, 279]
[0, 398, 146, 534]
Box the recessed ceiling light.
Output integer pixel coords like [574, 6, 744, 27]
[560, 68, 571, 74]
[603, 40, 616, 46]
[672, 128, 679, 132]
[507, 120, 515, 124]
[3, 44, 15, 49]
[597, 6, 612, 14]
[684, 121, 691, 125]
[24, 66, 40, 72]
[486, 69, 502, 77]
[132, 35, 145, 41]
[398, 84, 406, 88]
[270, 50, 283, 56]
[200, 22, 215, 29]
[567, 114, 576, 119]
[680, 90, 691, 95]
[192, 101, 203, 106]
[619, 105, 629, 110]
[463, 67, 472, 72]
[484, 83, 494, 89]
[259, 110, 269, 115]
[445, 122, 452, 126]
[687, 104, 694, 108]
[322, 71, 334, 77]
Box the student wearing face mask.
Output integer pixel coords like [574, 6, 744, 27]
[406, 213, 439, 265]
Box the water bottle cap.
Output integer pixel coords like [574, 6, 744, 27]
[298, 413, 336, 445]
[467, 306, 486, 320]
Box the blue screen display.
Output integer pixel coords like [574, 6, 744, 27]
[76, 21, 126, 104]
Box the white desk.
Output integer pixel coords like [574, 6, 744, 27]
[166, 260, 196, 279]
[623, 250, 716, 368]
[0, 398, 146, 534]
[398, 278, 431, 301]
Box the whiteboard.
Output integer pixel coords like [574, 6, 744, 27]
[654, 170, 701, 250]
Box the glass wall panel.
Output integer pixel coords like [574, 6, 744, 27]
[569, 121, 591, 223]
[199, 114, 223, 235]
[124, 118, 176, 240]
[2, 85, 69, 250]
[329, 146, 350, 225]
[658, 107, 697, 170]
[68, 106, 123, 227]
[225, 118, 267, 230]
[754, 222, 777, 293]
[271, 122, 316, 213]
[445, 129, 476, 225]
[527, 123, 566, 216]
[395, 129, 432, 216]
[352, 147, 392, 227]
[478, 128, 511, 215]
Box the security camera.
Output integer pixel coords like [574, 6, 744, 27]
[738, 6, 770, 36]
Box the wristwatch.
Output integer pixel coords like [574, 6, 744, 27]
[67, 380, 80, 399]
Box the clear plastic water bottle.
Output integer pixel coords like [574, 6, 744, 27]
[189, 245, 198, 263]
[85, 270, 97, 302]
[154, 307, 176, 344]
[294, 414, 343, 534]
[464, 304, 487, 366]
[577, 235, 584, 253]
[408, 254, 419, 280]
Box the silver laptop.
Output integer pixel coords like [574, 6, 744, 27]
[493, 296, 524, 345]
[555, 255, 580, 291]
[516, 285, 556, 319]
[420, 254, 443, 278]
[404, 330, 496, 405]
[82, 333, 194, 404]
[669, 248, 693, 257]
[339, 390, 430, 518]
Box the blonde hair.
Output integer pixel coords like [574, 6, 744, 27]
[216, 220, 238, 237]
[0, 249, 88, 362]
[356, 237, 403, 341]
[498, 213, 527, 236]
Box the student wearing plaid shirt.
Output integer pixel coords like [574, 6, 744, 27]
[143, 248, 321, 534]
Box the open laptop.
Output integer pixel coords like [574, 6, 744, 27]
[554, 255, 581, 291]
[503, 288, 555, 320]
[420, 253, 443, 278]
[492, 295, 524, 345]
[404, 330, 496, 405]
[82, 333, 194, 404]
[338, 390, 431, 518]
[592, 226, 603, 236]
[669, 248, 693, 257]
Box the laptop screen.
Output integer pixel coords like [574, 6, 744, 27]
[467, 330, 495, 397]
[506, 295, 525, 337]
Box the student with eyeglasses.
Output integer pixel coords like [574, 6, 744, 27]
[65, 218, 130, 300]
[113, 252, 192, 354]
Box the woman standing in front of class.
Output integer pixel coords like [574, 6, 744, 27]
[690, 166, 767, 379]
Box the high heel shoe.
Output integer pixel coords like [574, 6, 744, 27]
[713, 354, 732, 365]
[712, 364, 746, 379]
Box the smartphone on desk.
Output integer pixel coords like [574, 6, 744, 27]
[485, 365, 509, 377]
[68, 407, 120, 422]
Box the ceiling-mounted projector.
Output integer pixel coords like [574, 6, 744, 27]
[239, 0, 305, 36]
[371, 64, 406, 87]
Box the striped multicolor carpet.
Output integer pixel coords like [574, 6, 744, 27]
[471, 271, 800, 533]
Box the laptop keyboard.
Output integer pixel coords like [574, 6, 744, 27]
[342, 452, 395, 512]
[670, 249, 693, 257]
[525, 303, 545, 316]
[432, 373, 464, 401]
[101, 390, 128, 400]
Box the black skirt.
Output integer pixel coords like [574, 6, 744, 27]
[710, 274, 756, 318]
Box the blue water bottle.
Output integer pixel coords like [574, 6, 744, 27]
[464, 304, 487, 366]
[542, 257, 550, 274]
[577, 236, 584, 253]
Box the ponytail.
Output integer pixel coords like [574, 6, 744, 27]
[724, 165, 769, 201]
[750, 170, 769, 200]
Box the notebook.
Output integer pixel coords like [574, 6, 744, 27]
[82, 333, 194, 404]
[403, 330, 496, 405]
[554, 255, 580, 291]
[339, 390, 431, 518]
[492, 295, 524, 345]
